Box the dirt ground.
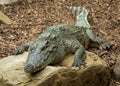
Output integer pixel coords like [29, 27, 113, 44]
[0, 0, 120, 85]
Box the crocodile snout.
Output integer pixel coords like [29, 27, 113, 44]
[24, 64, 35, 73]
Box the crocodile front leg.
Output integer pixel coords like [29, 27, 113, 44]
[12, 41, 33, 55]
[86, 29, 112, 50]
[72, 45, 86, 67]
[65, 38, 86, 67]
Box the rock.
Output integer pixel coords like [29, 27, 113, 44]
[113, 55, 120, 80]
[0, 51, 111, 86]
[0, 0, 18, 5]
[0, 11, 12, 24]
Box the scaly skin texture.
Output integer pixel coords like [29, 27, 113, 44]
[12, 7, 112, 73]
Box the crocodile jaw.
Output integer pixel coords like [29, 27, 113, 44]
[24, 50, 55, 73]
[23, 50, 46, 73]
[24, 63, 47, 73]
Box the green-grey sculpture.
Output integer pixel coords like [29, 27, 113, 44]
[12, 6, 112, 73]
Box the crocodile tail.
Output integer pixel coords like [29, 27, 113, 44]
[66, 6, 83, 15]
[66, 6, 90, 28]
[76, 7, 90, 28]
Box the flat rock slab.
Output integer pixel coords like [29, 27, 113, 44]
[113, 55, 120, 80]
[0, 51, 111, 86]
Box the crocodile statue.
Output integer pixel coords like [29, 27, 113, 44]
[12, 6, 112, 73]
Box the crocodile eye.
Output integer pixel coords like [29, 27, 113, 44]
[44, 56, 48, 61]
[29, 46, 35, 51]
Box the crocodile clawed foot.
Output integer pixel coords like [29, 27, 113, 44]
[11, 51, 19, 55]
[11, 47, 24, 55]
[99, 42, 112, 50]
[72, 61, 86, 67]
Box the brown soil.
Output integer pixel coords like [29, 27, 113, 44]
[0, 0, 120, 85]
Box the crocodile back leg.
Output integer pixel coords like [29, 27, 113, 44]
[86, 29, 112, 50]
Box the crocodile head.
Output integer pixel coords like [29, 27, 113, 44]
[24, 41, 56, 73]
